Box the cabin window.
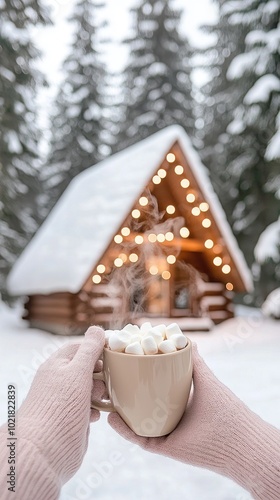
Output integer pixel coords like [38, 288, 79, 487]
[145, 257, 171, 316]
[174, 286, 189, 309]
[129, 288, 143, 312]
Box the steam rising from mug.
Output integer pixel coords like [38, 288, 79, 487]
[103, 191, 202, 329]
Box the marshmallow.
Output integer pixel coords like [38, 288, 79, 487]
[165, 323, 183, 339]
[140, 322, 153, 333]
[143, 328, 163, 346]
[125, 341, 144, 355]
[130, 333, 142, 344]
[104, 329, 114, 346]
[108, 323, 186, 355]
[151, 324, 167, 339]
[122, 323, 140, 335]
[158, 339, 177, 354]
[169, 333, 187, 350]
[141, 336, 158, 355]
[109, 331, 132, 352]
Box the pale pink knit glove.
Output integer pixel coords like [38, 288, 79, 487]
[0, 326, 105, 500]
[109, 345, 280, 499]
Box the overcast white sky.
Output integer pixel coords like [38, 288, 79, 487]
[34, 0, 217, 146]
[36, 0, 217, 85]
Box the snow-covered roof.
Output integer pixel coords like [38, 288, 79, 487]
[7, 125, 253, 295]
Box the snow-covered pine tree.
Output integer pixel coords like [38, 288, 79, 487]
[197, 0, 249, 201]
[0, 0, 49, 298]
[254, 217, 280, 301]
[112, 0, 195, 153]
[44, 0, 108, 213]
[223, 0, 280, 302]
[200, 0, 280, 303]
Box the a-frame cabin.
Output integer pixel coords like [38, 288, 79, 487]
[8, 126, 253, 334]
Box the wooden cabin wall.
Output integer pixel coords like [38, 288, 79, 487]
[24, 293, 87, 335]
[24, 284, 127, 335]
[168, 249, 234, 324]
[81, 283, 127, 329]
[196, 281, 234, 324]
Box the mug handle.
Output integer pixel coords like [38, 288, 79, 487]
[91, 371, 115, 412]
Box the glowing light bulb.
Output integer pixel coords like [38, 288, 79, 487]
[191, 207, 200, 216]
[157, 233, 165, 242]
[167, 255, 176, 264]
[162, 270, 171, 280]
[119, 253, 127, 262]
[202, 218, 211, 228]
[121, 227, 130, 236]
[186, 193, 195, 203]
[114, 234, 123, 244]
[180, 227, 190, 238]
[148, 233, 157, 243]
[166, 153, 175, 163]
[213, 256, 222, 266]
[152, 175, 161, 184]
[204, 239, 214, 249]
[166, 204, 175, 214]
[200, 202, 209, 212]
[132, 209, 141, 219]
[158, 168, 166, 178]
[114, 258, 123, 268]
[97, 264, 105, 274]
[174, 165, 184, 175]
[92, 274, 101, 284]
[139, 196, 148, 206]
[222, 264, 231, 274]
[149, 265, 158, 275]
[226, 282, 233, 291]
[181, 179, 190, 188]
[165, 232, 174, 241]
[135, 235, 144, 244]
[129, 253, 138, 263]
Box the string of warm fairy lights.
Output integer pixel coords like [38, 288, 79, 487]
[91, 151, 233, 291]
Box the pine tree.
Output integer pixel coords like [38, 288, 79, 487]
[254, 217, 280, 301]
[43, 0, 108, 213]
[200, 0, 280, 303]
[112, 0, 195, 153]
[197, 0, 249, 198]
[0, 0, 49, 298]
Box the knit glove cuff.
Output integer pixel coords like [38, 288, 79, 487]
[0, 425, 60, 500]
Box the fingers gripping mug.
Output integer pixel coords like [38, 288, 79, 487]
[91, 338, 193, 437]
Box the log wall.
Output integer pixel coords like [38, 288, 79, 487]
[196, 281, 234, 324]
[24, 279, 234, 335]
[24, 284, 125, 335]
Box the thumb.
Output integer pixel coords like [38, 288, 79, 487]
[71, 326, 105, 372]
[51, 343, 80, 362]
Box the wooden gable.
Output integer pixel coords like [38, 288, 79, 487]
[82, 140, 247, 295]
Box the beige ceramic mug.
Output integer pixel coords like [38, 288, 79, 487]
[91, 338, 193, 437]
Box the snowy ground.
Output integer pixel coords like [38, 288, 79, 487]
[0, 301, 280, 500]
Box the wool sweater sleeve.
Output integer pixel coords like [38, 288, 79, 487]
[219, 405, 280, 499]
[108, 345, 280, 500]
[0, 425, 61, 500]
[0, 326, 105, 500]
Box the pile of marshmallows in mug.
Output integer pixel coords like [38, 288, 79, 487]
[105, 322, 187, 355]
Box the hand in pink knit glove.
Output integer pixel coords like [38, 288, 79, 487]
[5, 326, 105, 499]
[109, 345, 280, 499]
